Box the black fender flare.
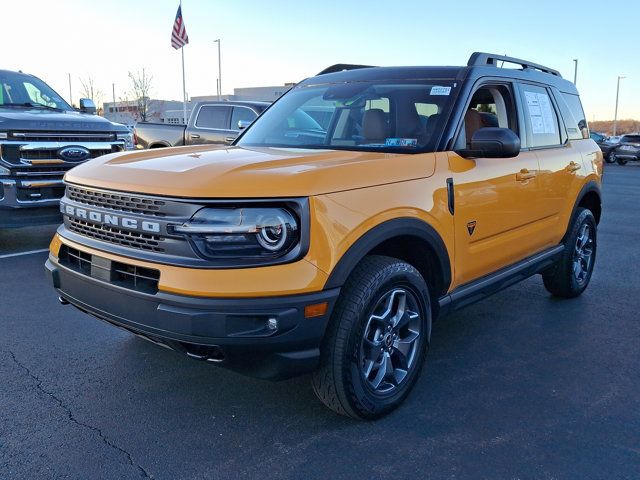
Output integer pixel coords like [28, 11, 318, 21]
[563, 180, 602, 241]
[324, 217, 452, 295]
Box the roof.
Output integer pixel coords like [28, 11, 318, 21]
[304, 52, 578, 95]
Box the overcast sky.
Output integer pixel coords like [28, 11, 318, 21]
[5, 0, 639, 120]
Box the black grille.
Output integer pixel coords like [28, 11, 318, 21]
[59, 245, 159, 294]
[67, 218, 165, 252]
[67, 186, 167, 217]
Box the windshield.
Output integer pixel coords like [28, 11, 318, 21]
[0, 71, 72, 111]
[237, 80, 456, 153]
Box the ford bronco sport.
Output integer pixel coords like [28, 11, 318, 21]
[46, 53, 603, 419]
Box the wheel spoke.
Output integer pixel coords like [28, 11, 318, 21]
[393, 330, 419, 357]
[370, 352, 392, 390]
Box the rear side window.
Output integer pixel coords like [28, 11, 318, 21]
[195, 105, 230, 129]
[520, 85, 561, 148]
[622, 135, 640, 143]
[560, 93, 589, 140]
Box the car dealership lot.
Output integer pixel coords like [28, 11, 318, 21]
[1, 166, 638, 480]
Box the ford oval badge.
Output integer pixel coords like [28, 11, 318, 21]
[58, 146, 91, 162]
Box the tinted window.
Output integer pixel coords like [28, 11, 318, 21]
[195, 106, 230, 129]
[520, 85, 561, 147]
[230, 107, 257, 130]
[621, 135, 640, 143]
[590, 132, 604, 142]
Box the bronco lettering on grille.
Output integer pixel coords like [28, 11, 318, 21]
[62, 204, 161, 233]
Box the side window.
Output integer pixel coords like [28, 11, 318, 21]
[559, 93, 589, 140]
[520, 85, 561, 147]
[230, 107, 257, 130]
[195, 106, 230, 129]
[455, 85, 518, 149]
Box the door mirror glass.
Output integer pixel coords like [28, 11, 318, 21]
[79, 98, 96, 114]
[458, 127, 521, 158]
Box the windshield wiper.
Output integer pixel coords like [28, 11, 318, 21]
[1, 102, 64, 111]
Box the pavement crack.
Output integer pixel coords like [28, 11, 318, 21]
[7, 350, 152, 479]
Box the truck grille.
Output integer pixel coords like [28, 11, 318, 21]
[67, 218, 165, 253]
[59, 245, 160, 294]
[67, 185, 167, 217]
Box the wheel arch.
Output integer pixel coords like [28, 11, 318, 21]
[324, 218, 452, 303]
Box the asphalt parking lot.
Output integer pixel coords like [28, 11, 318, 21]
[1, 165, 639, 480]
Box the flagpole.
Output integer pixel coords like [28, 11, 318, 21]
[181, 46, 187, 124]
[180, 0, 187, 125]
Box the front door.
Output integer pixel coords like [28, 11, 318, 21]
[450, 83, 547, 287]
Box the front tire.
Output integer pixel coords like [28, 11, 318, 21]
[542, 208, 597, 298]
[311, 256, 431, 420]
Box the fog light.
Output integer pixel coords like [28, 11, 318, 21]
[267, 317, 278, 331]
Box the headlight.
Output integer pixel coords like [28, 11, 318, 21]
[171, 207, 300, 262]
[117, 132, 135, 150]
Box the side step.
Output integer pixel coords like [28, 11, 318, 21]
[438, 245, 565, 315]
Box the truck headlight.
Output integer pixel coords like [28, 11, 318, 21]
[171, 207, 300, 262]
[117, 132, 135, 150]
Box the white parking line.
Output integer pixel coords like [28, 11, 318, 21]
[0, 248, 50, 259]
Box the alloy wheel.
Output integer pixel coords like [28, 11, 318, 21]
[359, 288, 422, 395]
[573, 223, 594, 286]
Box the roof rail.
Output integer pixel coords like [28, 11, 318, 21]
[317, 64, 375, 76]
[467, 52, 562, 78]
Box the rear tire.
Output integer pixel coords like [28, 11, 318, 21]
[311, 256, 431, 420]
[542, 208, 597, 298]
[604, 152, 616, 164]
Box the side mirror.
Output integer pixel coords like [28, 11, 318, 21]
[79, 98, 96, 115]
[237, 120, 252, 130]
[458, 127, 521, 158]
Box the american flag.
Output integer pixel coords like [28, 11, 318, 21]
[171, 5, 189, 49]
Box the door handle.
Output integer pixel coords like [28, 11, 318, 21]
[515, 169, 536, 182]
[225, 136, 236, 143]
[190, 134, 200, 139]
[566, 161, 582, 172]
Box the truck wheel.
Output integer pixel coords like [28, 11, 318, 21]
[311, 256, 431, 420]
[542, 208, 597, 298]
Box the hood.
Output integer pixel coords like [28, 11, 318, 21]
[65, 145, 438, 198]
[0, 107, 128, 133]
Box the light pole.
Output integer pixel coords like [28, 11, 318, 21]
[573, 59, 578, 85]
[68, 73, 73, 106]
[613, 75, 625, 136]
[213, 39, 222, 100]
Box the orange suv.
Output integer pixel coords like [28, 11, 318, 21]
[46, 53, 603, 419]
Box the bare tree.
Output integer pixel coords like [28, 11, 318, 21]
[79, 76, 104, 110]
[128, 69, 153, 122]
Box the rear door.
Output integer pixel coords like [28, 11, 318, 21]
[186, 105, 232, 145]
[518, 83, 591, 246]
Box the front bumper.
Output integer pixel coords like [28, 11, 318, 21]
[46, 254, 340, 380]
[0, 179, 64, 227]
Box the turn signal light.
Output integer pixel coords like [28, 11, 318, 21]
[304, 302, 328, 318]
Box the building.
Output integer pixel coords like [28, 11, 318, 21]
[191, 83, 295, 104]
[103, 99, 193, 126]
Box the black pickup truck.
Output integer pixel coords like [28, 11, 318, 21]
[0, 69, 132, 228]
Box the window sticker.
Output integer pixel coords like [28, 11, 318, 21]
[385, 138, 418, 147]
[524, 91, 556, 135]
[430, 86, 451, 96]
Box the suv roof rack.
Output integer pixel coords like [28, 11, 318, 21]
[467, 52, 562, 78]
[317, 64, 375, 76]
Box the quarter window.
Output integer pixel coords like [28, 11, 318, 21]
[520, 85, 561, 147]
[195, 105, 230, 129]
[561, 93, 589, 140]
